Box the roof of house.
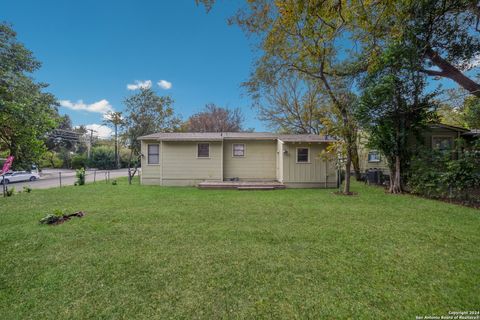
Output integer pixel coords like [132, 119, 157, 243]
[430, 123, 470, 132]
[138, 132, 335, 142]
[462, 129, 480, 137]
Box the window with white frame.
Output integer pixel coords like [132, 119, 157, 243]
[296, 147, 309, 163]
[367, 150, 381, 162]
[197, 143, 210, 158]
[147, 144, 159, 164]
[232, 143, 245, 157]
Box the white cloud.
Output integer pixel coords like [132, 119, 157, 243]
[158, 79, 172, 90]
[127, 80, 152, 90]
[84, 124, 113, 139]
[59, 99, 113, 114]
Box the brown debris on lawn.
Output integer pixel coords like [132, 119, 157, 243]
[39, 211, 86, 225]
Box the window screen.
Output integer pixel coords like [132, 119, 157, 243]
[297, 148, 309, 163]
[233, 144, 245, 157]
[147, 144, 159, 164]
[197, 143, 210, 158]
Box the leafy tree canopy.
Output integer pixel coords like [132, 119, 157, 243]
[358, 41, 437, 193]
[0, 23, 58, 169]
[122, 87, 182, 161]
[183, 104, 245, 132]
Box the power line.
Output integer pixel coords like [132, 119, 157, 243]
[86, 129, 98, 159]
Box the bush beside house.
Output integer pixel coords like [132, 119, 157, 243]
[408, 141, 480, 205]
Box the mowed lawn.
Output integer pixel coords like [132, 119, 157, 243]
[0, 180, 478, 319]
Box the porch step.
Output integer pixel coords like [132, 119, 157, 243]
[237, 186, 276, 190]
[198, 181, 286, 190]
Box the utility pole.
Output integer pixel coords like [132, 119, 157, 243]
[86, 129, 97, 160]
[114, 123, 119, 169]
[103, 112, 123, 170]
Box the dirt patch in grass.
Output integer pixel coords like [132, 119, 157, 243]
[40, 211, 86, 225]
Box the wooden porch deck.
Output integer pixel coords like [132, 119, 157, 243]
[198, 181, 286, 190]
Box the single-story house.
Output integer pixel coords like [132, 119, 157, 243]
[358, 123, 473, 175]
[138, 132, 338, 188]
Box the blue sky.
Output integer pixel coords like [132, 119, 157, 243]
[1, 0, 264, 137]
[2, 1, 476, 138]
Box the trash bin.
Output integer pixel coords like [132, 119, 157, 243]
[366, 169, 382, 185]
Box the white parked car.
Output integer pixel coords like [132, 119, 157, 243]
[0, 171, 40, 184]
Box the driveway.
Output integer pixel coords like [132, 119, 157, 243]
[3, 169, 131, 190]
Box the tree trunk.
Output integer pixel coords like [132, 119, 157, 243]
[389, 155, 402, 194]
[317, 62, 353, 194]
[344, 147, 352, 194]
[423, 47, 480, 97]
[127, 149, 134, 185]
[351, 142, 361, 180]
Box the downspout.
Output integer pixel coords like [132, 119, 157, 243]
[325, 151, 328, 188]
[160, 140, 163, 186]
[220, 138, 224, 181]
[140, 140, 143, 185]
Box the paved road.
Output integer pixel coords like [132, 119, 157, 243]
[3, 169, 130, 190]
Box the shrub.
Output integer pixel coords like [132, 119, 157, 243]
[112, 180, 117, 185]
[5, 187, 15, 197]
[39, 209, 64, 225]
[408, 143, 480, 203]
[120, 148, 138, 168]
[39, 151, 63, 168]
[58, 148, 72, 169]
[71, 154, 88, 169]
[39, 214, 59, 225]
[23, 186, 32, 193]
[39, 210, 85, 225]
[75, 168, 86, 186]
[89, 146, 115, 170]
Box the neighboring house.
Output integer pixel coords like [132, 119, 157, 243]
[358, 123, 472, 175]
[138, 132, 338, 188]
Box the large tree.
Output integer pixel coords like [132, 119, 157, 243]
[196, 0, 480, 193]
[246, 73, 327, 134]
[357, 42, 436, 193]
[246, 70, 362, 179]
[198, 0, 363, 193]
[183, 104, 244, 132]
[122, 88, 181, 176]
[0, 23, 58, 169]
[437, 90, 480, 129]
[244, 1, 361, 193]
[462, 96, 480, 128]
[333, 0, 480, 97]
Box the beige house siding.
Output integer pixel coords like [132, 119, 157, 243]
[422, 128, 461, 149]
[358, 126, 464, 175]
[140, 138, 337, 188]
[359, 153, 390, 174]
[162, 141, 222, 186]
[140, 140, 162, 185]
[223, 140, 277, 181]
[357, 146, 390, 175]
[282, 142, 337, 188]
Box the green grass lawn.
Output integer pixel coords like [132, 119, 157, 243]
[0, 179, 478, 319]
